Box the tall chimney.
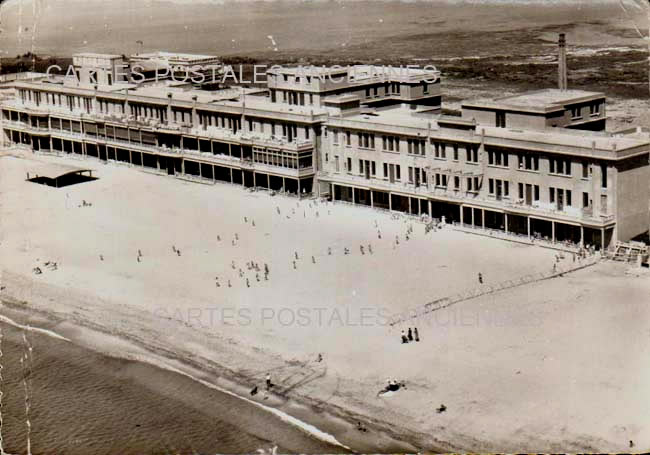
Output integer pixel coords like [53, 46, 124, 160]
[558, 33, 568, 91]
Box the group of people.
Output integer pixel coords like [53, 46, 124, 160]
[401, 327, 420, 344]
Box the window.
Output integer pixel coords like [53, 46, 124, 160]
[488, 149, 508, 167]
[496, 111, 506, 128]
[518, 153, 539, 171]
[589, 103, 600, 115]
[435, 173, 447, 188]
[365, 88, 371, 98]
[601, 164, 607, 188]
[583, 192, 589, 208]
[332, 130, 339, 145]
[358, 133, 374, 149]
[335, 155, 340, 172]
[582, 161, 589, 179]
[571, 106, 582, 119]
[488, 179, 509, 198]
[454, 176, 460, 190]
[549, 187, 555, 204]
[432, 141, 446, 159]
[465, 144, 478, 163]
[347, 157, 352, 173]
[550, 157, 571, 176]
[345, 131, 351, 146]
[382, 135, 399, 152]
[383, 163, 388, 178]
[453, 144, 459, 161]
[407, 139, 426, 156]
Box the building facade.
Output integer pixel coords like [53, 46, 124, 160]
[1, 57, 648, 251]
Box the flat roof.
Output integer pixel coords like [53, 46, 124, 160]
[481, 125, 648, 153]
[73, 53, 123, 60]
[131, 51, 220, 62]
[331, 105, 437, 131]
[29, 162, 90, 179]
[463, 89, 605, 113]
[268, 64, 437, 78]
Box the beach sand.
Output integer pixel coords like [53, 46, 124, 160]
[1, 150, 649, 452]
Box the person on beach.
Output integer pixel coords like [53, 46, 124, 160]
[312, 256, 316, 264]
[293, 261, 297, 270]
[407, 328, 413, 342]
[478, 272, 483, 284]
[266, 373, 273, 390]
[414, 327, 420, 342]
[401, 330, 409, 344]
[360, 245, 365, 255]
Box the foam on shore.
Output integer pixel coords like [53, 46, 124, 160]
[0, 312, 352, 452]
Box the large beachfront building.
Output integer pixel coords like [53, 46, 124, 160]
[1, 55, 648, 250]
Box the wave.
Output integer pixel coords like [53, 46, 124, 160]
[0, 312, 352, 452]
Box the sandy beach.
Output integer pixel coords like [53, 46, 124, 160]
[1, 150, 649, 452]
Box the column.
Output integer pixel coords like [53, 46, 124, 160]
[282, 177, 286, 192]
[482, 209, 486, 229]
[580, 226, 584, 247]
[460, 205, 464, 225]
[351, 186, 355, 204]
[408, 197, 411, 214]
[505, 213, 508, 234]
[527, 217, 531, 239]
[370, 190, 374, 208]
[601, 228, 605, 251]
[471, 208, 474, 227]
[253, 172, 257, 188]
[428, 200, 432, 218]
[181, 159, 185, 175]
[389, 193, 393, 211]
[298, 179, 302, 199]
[552, 221, 556, 243]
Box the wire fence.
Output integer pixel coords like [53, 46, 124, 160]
[389, 253, 601, 327]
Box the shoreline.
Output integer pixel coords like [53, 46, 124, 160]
[0, 293, 425, 454]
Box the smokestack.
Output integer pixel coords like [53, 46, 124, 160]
[558, 33, 568, 91]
